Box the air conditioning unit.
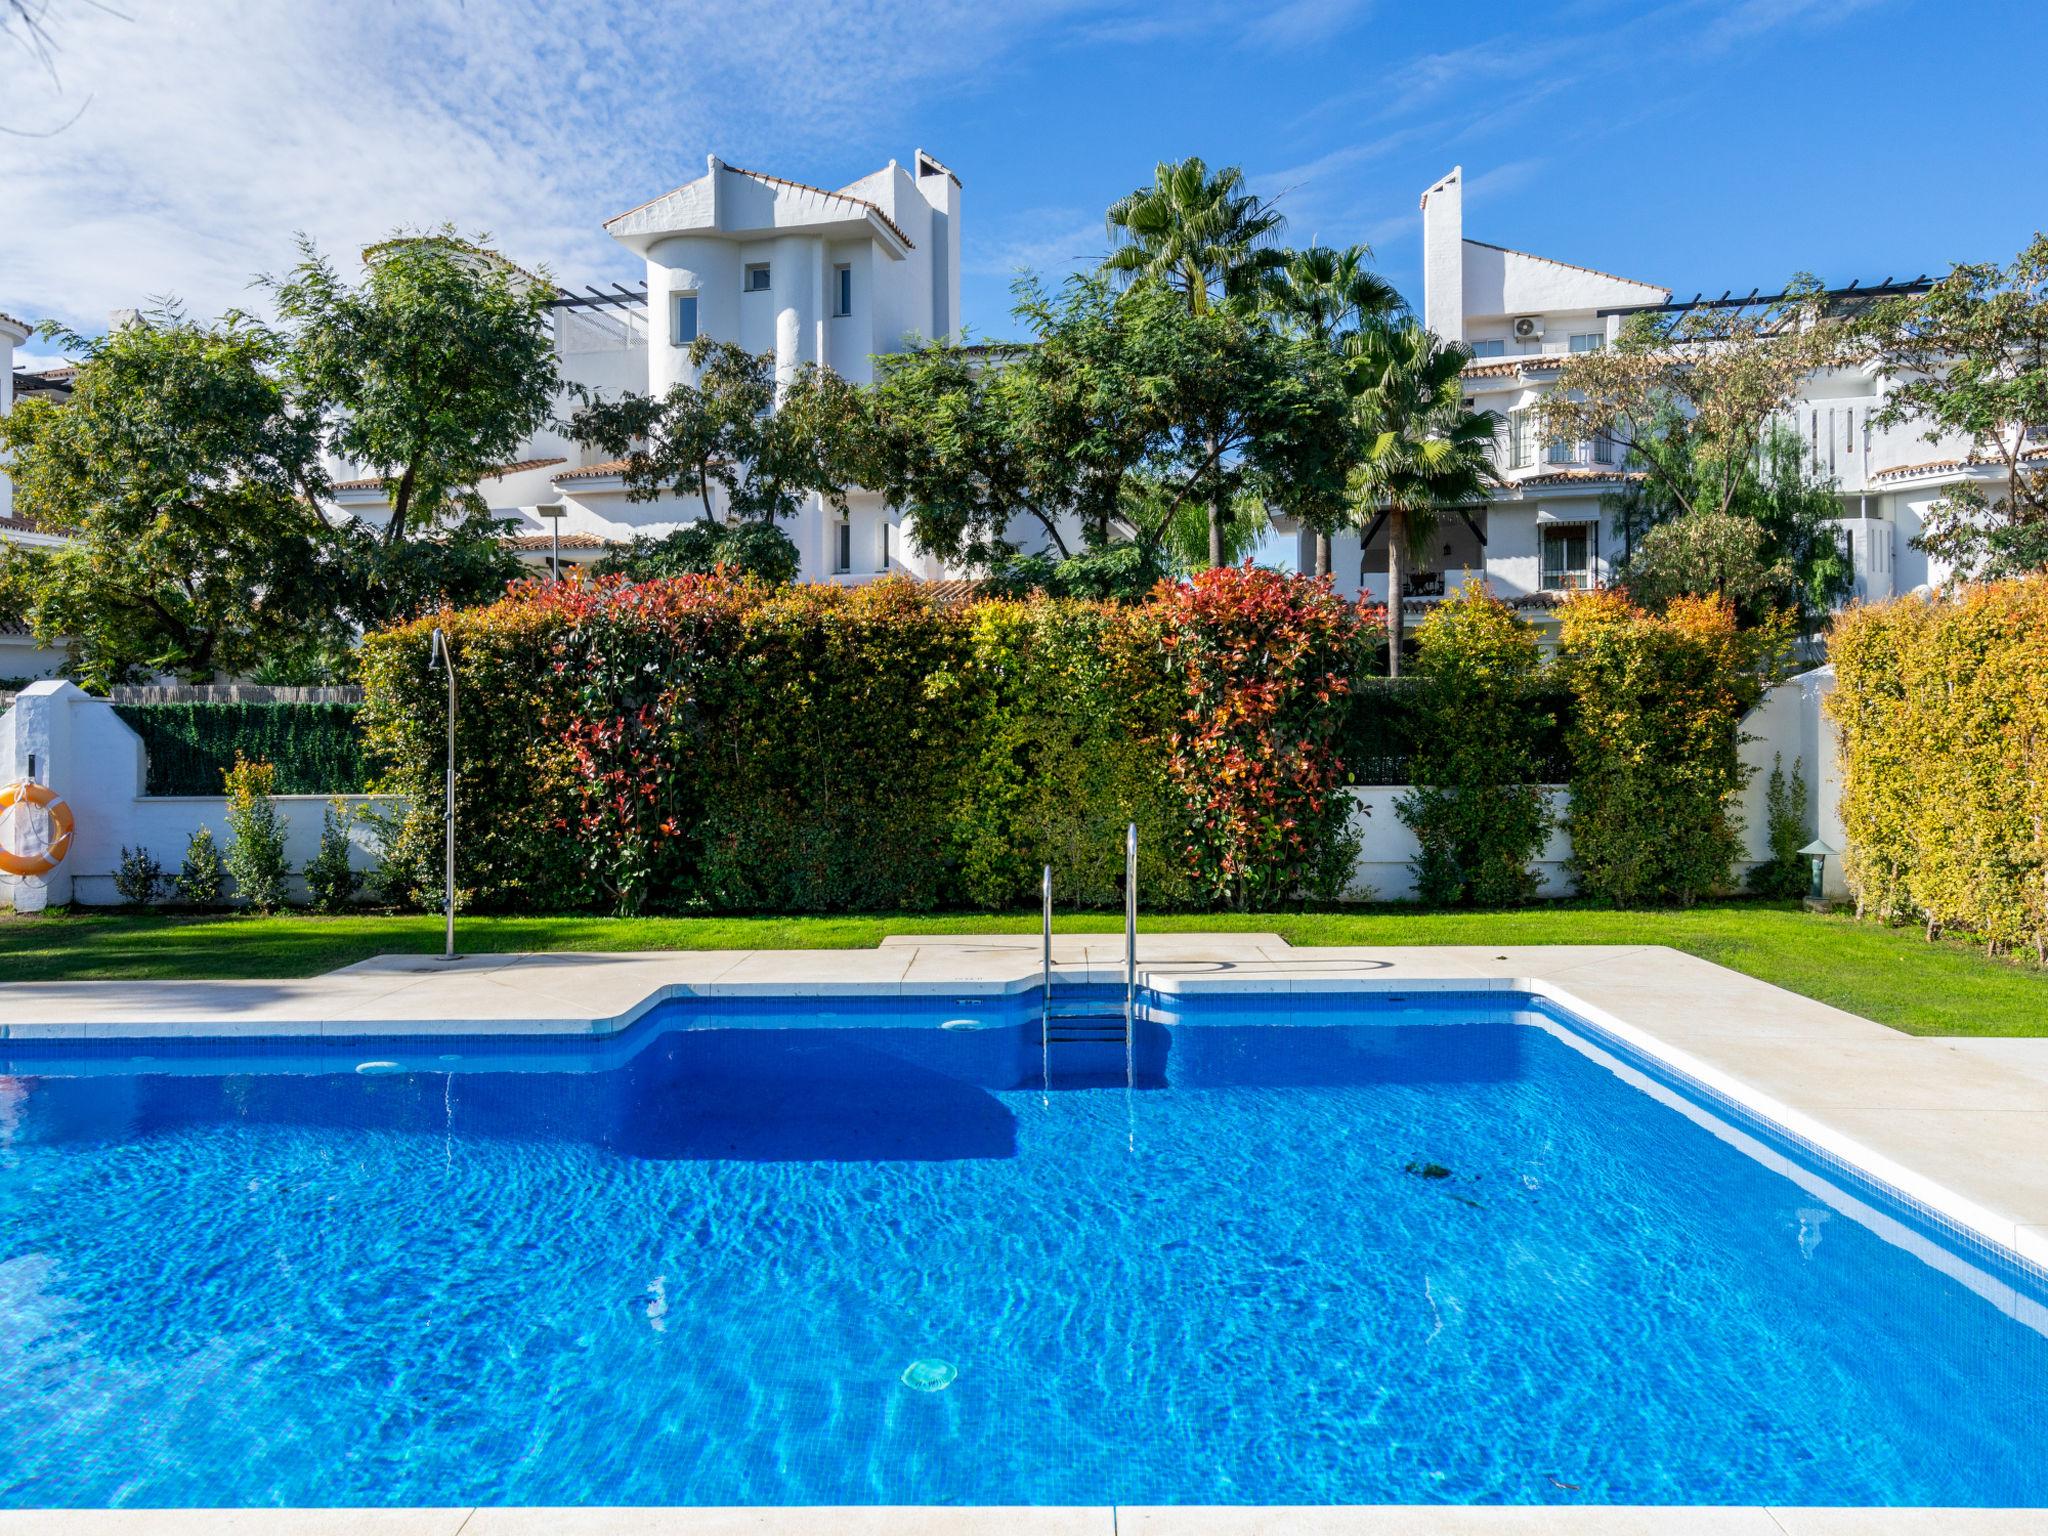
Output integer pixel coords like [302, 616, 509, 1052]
[1512, 315, 1545, 342]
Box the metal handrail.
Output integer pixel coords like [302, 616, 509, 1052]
[1041, 863, 1053, 1097]
[1124, 822, 1137, 1088]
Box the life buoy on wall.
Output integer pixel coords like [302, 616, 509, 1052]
[0, 781, 76, 877]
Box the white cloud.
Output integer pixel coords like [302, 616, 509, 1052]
[965, 208, 1107, 281]
[0, 0, 1083, 336]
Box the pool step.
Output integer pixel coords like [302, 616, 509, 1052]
[1045, 1005, 1130, 1045]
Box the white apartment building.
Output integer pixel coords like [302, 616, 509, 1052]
[335, 151, 967, 584]
[1306, 166, 2003, 618]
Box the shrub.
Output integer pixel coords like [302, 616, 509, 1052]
[112, 845, 166, 905]
[1829, 579, 2048, 957]
[223, 754, 291, 911]
[592, 521, 801, 586]
[1744, 754, 1810, 899]
[303, 796, 365, 912]
[1152, 565, 1382, 909]
[175, 825, 227, 906]
[1396, 584, 1554, 905]
[948, 598, 1182, 909]
[357, 587, 579, 911]
[1556, 591, 1784, 906]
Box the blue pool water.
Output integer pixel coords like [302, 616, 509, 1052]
[1, 989, 2044, 1509]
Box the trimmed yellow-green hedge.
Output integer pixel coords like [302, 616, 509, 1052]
[1829, 578, 2048, 959]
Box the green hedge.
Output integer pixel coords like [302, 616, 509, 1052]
[1341, 676, 1572, 785]
[1829, 577, 2048, 958]
[117, 702, 369, 796]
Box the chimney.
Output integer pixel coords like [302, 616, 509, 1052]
[1419, 168, 1464, 342]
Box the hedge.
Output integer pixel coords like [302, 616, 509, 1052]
[1830, 578, 2048, 959]
[361, 570, 1380, 915]
[116, 702, 369, 796]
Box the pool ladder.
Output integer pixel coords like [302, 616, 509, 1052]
[1039, 822, 1138, 1089]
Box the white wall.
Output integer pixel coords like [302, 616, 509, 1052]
[1344, 786, 1573, 901]
[0, 682, 389, 911]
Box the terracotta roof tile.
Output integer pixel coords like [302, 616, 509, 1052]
[503, 532, 613, 552]
[916, 578, 985, 609]
[1513, 468, 1645, 487]
[553, 458, 631, 483]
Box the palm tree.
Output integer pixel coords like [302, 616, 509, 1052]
[1103, 158, 1287, 568]
[1262, 245, 1405, 577]
[1103, 157, 1288, 315]
[1348, 322, 1501, 676]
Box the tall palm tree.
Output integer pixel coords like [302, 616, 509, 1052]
[1103, 157, 1288, 315]
[1348, 322, 1501, 676]
[1103, 158, 1288, 568]
[1262, 245, 1406, 577]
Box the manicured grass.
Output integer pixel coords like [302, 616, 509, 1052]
[2, 901, 2043, 1037]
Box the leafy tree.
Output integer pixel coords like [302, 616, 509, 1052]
[1347, 323, 1501, 675]
[0, 309, 341, 684]
[858, 338, 1066, 565]
[1612, 426, 1853, 629]
[1862, 234, 2048, 579]
[1103, 157, 1290, 566]
[863, 276, 1349, 587]
[568, 336, 862, 527]
[1260, 244, 1406, 576]
[1539, 280, 1847, 523]
[592, 520, 800, 585]
[0, 233, 555, 683]
[270, 233, 557, 547]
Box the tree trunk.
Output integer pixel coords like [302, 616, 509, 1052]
[1314, 529, 1331, 580]
[1386, 507, 1407, 677]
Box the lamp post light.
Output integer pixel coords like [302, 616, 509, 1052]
[1797, 838, 1839, 904]
[427, 625, 457, 960]
[535, 499, 567, 582]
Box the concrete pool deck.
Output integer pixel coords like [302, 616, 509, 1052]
[2, 935, 2046, 1533]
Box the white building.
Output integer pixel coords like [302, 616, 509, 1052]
[369, 151, 968, 584]
[0, 310, 73, 680]
[1308, 165, 2008, 618]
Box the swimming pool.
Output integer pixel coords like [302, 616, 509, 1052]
[1, 987, 2043, 1508]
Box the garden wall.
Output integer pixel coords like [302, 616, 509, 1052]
[0, 682, 388, 912]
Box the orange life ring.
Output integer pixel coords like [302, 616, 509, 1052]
[0, 782, 76, 877]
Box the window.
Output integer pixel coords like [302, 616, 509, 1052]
[1592, 430, 1616, 466]
[834, 518, 851, 574]
[1569, 332, 1603, 353]
[1509, 410, 1535, 470]
[1469, 338, 1506, 358]
[745, 264, 771, 293]
[833, 264, 852, 317]
[1482, 410, 1505, 467]
[1546, 437, 1577, 466]
[1540, 522, 1597, 591]
[879, 520, 894, 570]
[671, 292, 698, 345]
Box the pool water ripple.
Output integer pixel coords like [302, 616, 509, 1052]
[0, 997, 2042, 1508]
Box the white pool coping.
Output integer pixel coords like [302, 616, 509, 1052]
[3, 936, 2046, 1530]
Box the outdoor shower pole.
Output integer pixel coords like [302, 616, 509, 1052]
[429, 626, 456, 960]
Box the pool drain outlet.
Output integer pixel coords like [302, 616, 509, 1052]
[901, 1359, 957, 1392]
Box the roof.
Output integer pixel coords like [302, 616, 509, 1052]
[503, 531, 613, 552]
[912, 150, 961, 188]
[1460, 357, 1564, 380]
[329, 457, 565, 494]
[1465, 239, 1671, 300]
[605, 162, 915, 251]
[1873, 447, 2048, 483]
[0, 311, 31, 337]
[554, 458, 631, 483]
[916, 578, 985, 609]
[1513, 468, 1646, 488]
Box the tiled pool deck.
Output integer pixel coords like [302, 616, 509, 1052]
[3, 936, 2045, 1534]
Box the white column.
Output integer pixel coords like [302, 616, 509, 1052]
[772, 235, 818, 393]
[1420, 168, 1465, 342]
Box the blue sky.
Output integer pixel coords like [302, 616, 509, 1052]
[3, 0, 2043, 359]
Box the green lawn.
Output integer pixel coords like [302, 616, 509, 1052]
[2, 901, 2043, 1037]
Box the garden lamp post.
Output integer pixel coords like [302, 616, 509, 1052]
[536, 499, 567, 582]
[1797, 838, 1838, 903]
[428, 626, 457, 959]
